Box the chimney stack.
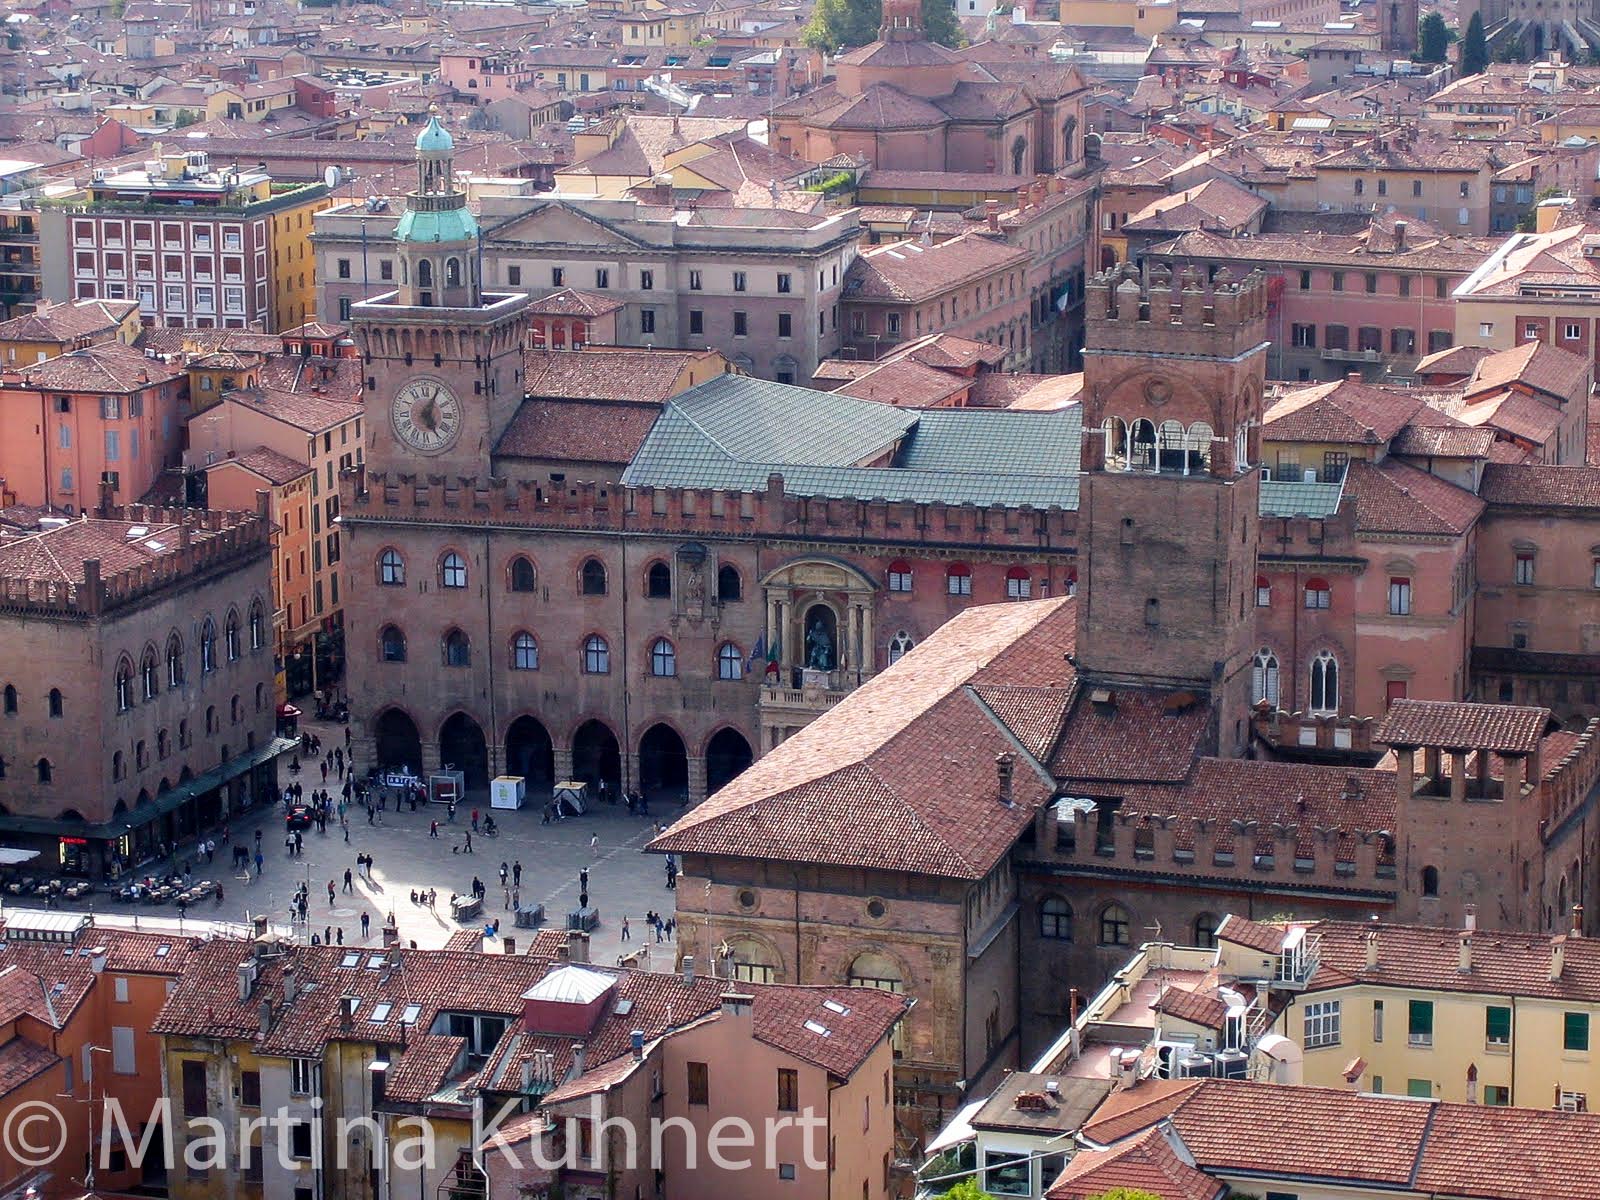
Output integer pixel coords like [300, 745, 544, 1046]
[570, 1041, 586, 1078]
[259, 999, 272, 1036]
[1464, 903, 1477, 932]
[1364, 928, 1379, 970]
[996, 752, 1016, 806]
[283, 963, 297, 1005]
[985, 198, 1000, 231]
[568, 930, 590, 964]
[237, 962, 255, 1001]
[683, 955, 696, 984]
[503, 937, 516, 956]
[1393, 219, 1407, 249]
[631, 1030, 646, 1061]
[1458, 932, 1472, 974]
[1574, 905, 1585, 937]
[1551, 935, 1567, 981]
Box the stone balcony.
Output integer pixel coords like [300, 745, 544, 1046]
[757, 667, 864, 752]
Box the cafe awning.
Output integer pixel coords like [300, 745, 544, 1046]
[0, 737, 297, 841]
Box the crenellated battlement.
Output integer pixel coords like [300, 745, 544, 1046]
[1085, 262, 1270, 361]
[0, 504, 269, 620]
[344, 469, 1081, 551]
[1029, 790, 1399, 896]
[1541, 718, 1600, 837]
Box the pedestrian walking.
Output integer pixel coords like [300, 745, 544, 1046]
[464, 831, 474, 854]
[430, 820, 440, 838]
[448, 802, 457, 824]
[665, 918, 675, 941]
[503, 887, 511, 910]
[655, 917, 664, 943]
[621, 917, 631, 942]
[511, 885, 520, 909]
[336, 927, 344, 945]
[343, 868, 353, 893]
[327, 881, 336, 906]
[499, 862, 509, 887]
[590, 834, 600, 856]
[512, 860, 522, 887]
[360, 911, 371, 939]
[579, 867, 590, 892]
[254, 850, 264, 876]
[471, 809, 480, 832]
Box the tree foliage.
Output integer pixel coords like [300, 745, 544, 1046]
[1417, 11, 1449, 62]
[1461, 11, 1489, 74]
[1088, 1190, 1166, 1200]
[941, 1182, 987, 1200]
[803, 0, 963, 52]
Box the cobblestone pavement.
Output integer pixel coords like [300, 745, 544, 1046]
[30, 718, 688, 967]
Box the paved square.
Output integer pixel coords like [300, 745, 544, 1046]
[43, 719, 687, 968]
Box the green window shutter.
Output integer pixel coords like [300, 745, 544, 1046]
[1486, 1005, 1511, 1044]
[1409, 1000, 1434, 1039]
[1564, 1011, 1590, 1052]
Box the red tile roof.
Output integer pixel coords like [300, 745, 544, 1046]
[1457, 388, 1564, 445]
[844, 231, 1030, 304]
[1388, 423, 1497, 459]
[0, 1038, 60, 1093]
[1341, 458, 1485, 536]
[1048, 1124, 1224, 1200]
[651, 597, 1077, 879]
[0, 298, 138, 344]
[1308, 919, 1600, 1002]
[1086, 1078, 1600, 1200]
[1215, 914, 1290, 954]
[1374, 698, 1551, 752]
[1050, 687, 1212, 784]
[1480, 463, 1600, 508]
[226, 386, 362, 434]
[210, 447, 312, 487]
[494, 398, 663, 465]
[521, 348, 707, 403]
[527, 287, 624, 319]
[1465, 339, 1592, 404]
[9, 340, 183, 392]
[834, 359, 969, 407]
[1263, 379, 1422, 445]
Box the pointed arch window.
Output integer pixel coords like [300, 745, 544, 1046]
[115, 659, 134, 712]
[225, 611, 240, 661]
[508, 556, 537, 593]
[167, 635, 184, 687]
[512, 632, 539, 671]
[1251, 648, 1280, 708]
[717, 643, 743, 680]
[380, 626, 407, 663]
[888, 631, 915, 665]
[650, 638, 677, 677]
[583, 635, 610, 675]
[379, 548, 405, 586]
[200, 618, 216, 673]
[442, 629, 471, 668]
[141, 649, 159, 700]
[440, 552, 468, 590]
[580, 558, 607, 596]
[249, 602, 265, 651]
[1309, 649, 1339, 715]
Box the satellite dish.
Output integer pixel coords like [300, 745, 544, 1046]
[323, 165, 341, 187]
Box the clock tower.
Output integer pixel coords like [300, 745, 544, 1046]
[353, 114, 530, 475]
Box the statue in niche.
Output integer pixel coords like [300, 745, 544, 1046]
[805, 619, 833, 670]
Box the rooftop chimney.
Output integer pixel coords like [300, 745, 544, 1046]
[1464, 903, 1477, 932]
[259, 999, 272, 1036]
[341, 994, 357, 1030]
[1393, 219, 1407, 249]
[1458, 932, 1472, 974]
[683, 955, 696, 984]
[631, 1029, 645, 1061]
[568, 930, 590, 964]
[570, 1041, 586, 1079]
[985, 198, 1000, 231]
[1364, 928, 1379, 970]
[1551, 935, 1567, 981]
[282, 963, 297, 1005]
[996, 752, 1016, 806]
[1574, 905, 1585, 937]
[237, 962, 256, 1001]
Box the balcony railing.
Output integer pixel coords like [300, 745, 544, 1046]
[1320, 347, 1383, 362]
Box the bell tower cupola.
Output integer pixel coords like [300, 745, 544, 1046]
[394, 114, 480, 309]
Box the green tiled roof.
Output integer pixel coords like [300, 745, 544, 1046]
[621, 374, 1082, 507]
[1260, 478, 1344, 518]
[622, 376, 1345, 517]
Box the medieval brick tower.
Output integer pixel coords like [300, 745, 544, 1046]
[1075, 263, 1268, 758]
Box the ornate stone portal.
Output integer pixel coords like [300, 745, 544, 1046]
[757, 558, 879, 751]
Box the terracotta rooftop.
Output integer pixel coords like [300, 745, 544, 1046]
[494, 398, 663, 465]
[1374, 697, 1551, 752]
[1457, 388, 1564, 445]
[1262, 378, 1421, 445]
[209, 447, 312, 487]
[1308, 918, 1600, 1002]
[7, 340, 183, 393]
[1047, 1124, 1224, 1200]
[844, 231, 1030, 304]
[521, 348, 710, 404]
[1341, 458, 1485, 537]
[225, 386, 362, 434]
[1479, 463, 1600, 508]
[1215, 914, 1291, 954]
[526, 287, 625, 319]
[1388, 423, 1498, 459]
[0, 298, 138, 345]
[1465, 340, 1591, 404]
[1083, 1078, 1600, 1199]
[650, 596, 1077, 880]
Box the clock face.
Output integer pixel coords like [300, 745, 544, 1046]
[391, 378, 462, 455]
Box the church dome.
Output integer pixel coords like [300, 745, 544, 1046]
[416, 115, 454, 153]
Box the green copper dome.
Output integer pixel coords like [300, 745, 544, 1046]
[395, 204, 479, 245]
[416, 115, 454, 153]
